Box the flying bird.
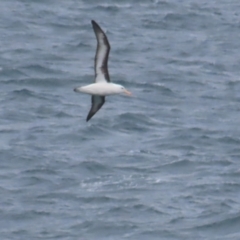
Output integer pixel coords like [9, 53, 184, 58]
[74, 20, 131, 121]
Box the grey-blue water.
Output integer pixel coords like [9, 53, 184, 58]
[1, 0, 240, 239]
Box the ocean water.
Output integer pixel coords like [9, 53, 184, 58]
[1, 0, 240, 239]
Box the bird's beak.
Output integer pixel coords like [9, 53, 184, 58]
[124, 89, 132, 96]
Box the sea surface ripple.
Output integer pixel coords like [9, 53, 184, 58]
[1, 0, 240, 239]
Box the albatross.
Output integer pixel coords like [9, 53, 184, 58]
[74, 20, 131, 122]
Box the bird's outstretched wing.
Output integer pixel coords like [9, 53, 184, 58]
[86, 95, 105, 121]
[91, 20, 111, 83]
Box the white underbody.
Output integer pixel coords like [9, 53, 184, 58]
[75, 83, 123, 96]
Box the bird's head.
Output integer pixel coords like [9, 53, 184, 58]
[117, 85, 132, 96]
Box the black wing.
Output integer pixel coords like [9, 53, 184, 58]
[91, 20, 111, 83]
[86, 95, 105, 122]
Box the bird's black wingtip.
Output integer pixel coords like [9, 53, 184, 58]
[91, 20, 100, 29]
[86, 114, 91, 122]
